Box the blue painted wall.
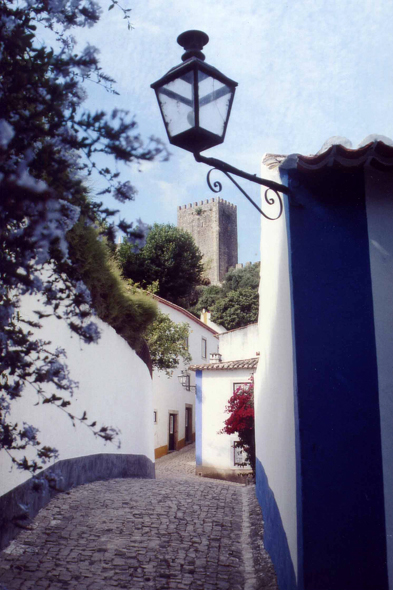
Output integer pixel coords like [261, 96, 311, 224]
[195, 370, 202, 466]
[256, 458, 298, 590]
[287, 168, 388, 589]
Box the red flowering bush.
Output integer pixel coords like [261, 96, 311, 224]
[220, 376, 255, 474]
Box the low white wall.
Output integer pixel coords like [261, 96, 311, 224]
[254, 160, 298, 580]
[153, 299, 218, 453]
[200, 369, 254, 470]
[219, 323, 259, 361]
[365, 168, 393, 590]
[1, 294, 154, 497]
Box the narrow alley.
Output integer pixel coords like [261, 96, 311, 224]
[0, 446, 278, 590]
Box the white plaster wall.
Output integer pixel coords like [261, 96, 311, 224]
[254, 160, 298, 579]
[219, 323, 259, 361]
[153, 300, 218, 452]
[0, 294, 154, 497]
[365, 169, 393, 590]
[201, 369, 254, 469]
[152, 370, 194, 451]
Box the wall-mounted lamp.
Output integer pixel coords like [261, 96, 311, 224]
[151, 30, 290, 220]
[177, 370, 196, 391]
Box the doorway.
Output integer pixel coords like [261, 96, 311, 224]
[185, 406, 192, 443]
[168, 413, 177, 451]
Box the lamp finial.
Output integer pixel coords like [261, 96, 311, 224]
[177, 30, 209, 61]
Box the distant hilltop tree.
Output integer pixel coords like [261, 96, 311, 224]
[190, 263, 260, 330]
[118, 223, 205, 305]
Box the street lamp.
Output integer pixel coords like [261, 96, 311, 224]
[151, 30, 237, 153]
[151, 30, 290, 220]
[177, 370, 196, 392]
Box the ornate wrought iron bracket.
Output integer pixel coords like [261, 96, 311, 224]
[194, 152, 290, 220]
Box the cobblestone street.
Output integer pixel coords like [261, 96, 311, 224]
[0, 445, 278, 590]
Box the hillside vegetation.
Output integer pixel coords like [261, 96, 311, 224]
[190, 263, 260, 331]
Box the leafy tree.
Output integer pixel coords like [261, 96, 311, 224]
[0, 0, 168, 475]
[190, 263, 260, 330]
[145, 311, 191, 376]
[210, 288, 259, 331]
[118, 224, 205, 305]
[191, 285, 223, 314]
[222, 263, 260, 294]
[220, 378, 255, 474]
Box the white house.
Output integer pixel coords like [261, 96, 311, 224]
[255, 137, 393, 590]
[189, 323, 259, 481]
[152, 295, 219, 459]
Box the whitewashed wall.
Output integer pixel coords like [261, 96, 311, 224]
[365, 169, 393, 590]
[0, 294, 154, 498]
[198, 369, 254, 472]
[153, 298, 218, 456]
[254, 160, 298, 580]
[219, 323, 259, 361]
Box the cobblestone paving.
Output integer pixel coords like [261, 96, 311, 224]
[0, 445, 278, 590]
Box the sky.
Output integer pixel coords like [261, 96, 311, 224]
[67, 0, 393, 263]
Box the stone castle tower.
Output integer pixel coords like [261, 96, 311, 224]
[177, 197, 238, 285]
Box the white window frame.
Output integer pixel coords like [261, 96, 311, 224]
[201, 337, 207, 359]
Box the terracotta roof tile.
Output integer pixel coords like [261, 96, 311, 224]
[189, 358, 259, 371]
[296, 140, 393, 172]
[263, 137, 393, 174]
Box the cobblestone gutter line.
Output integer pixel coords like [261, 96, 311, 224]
[241, 486, 258, 590]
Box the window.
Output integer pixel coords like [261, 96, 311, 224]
[154, 410, 157, 423]
[183, 336, 189, 350]
[233, 382, 248, 393]
[233, 441, 246, 466]
[201, 337, 207, 359]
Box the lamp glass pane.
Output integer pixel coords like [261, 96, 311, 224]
[198, 71, 232, 138]
[157, 70, 195, 138]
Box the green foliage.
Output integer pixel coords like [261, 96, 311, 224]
[118, 224, 204, 304]
[145, 311, 191, 376]
[191, 285, 223, 316]
[211, 288, 259, 331]
[222, 263, 260, 294]
[190, 263, 260, 330]
[66, 221, 157, 351]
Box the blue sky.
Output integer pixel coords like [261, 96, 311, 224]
[69, 0, 393, 263]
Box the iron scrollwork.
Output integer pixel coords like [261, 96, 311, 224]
[206, 168, 284, 220]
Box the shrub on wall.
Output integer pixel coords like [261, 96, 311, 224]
[220, 377, 255, 473]
[66, 221, 157, 352]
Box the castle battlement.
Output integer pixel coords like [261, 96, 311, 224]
[177, 197, 238, 285]
[178, 198, 237, 210]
